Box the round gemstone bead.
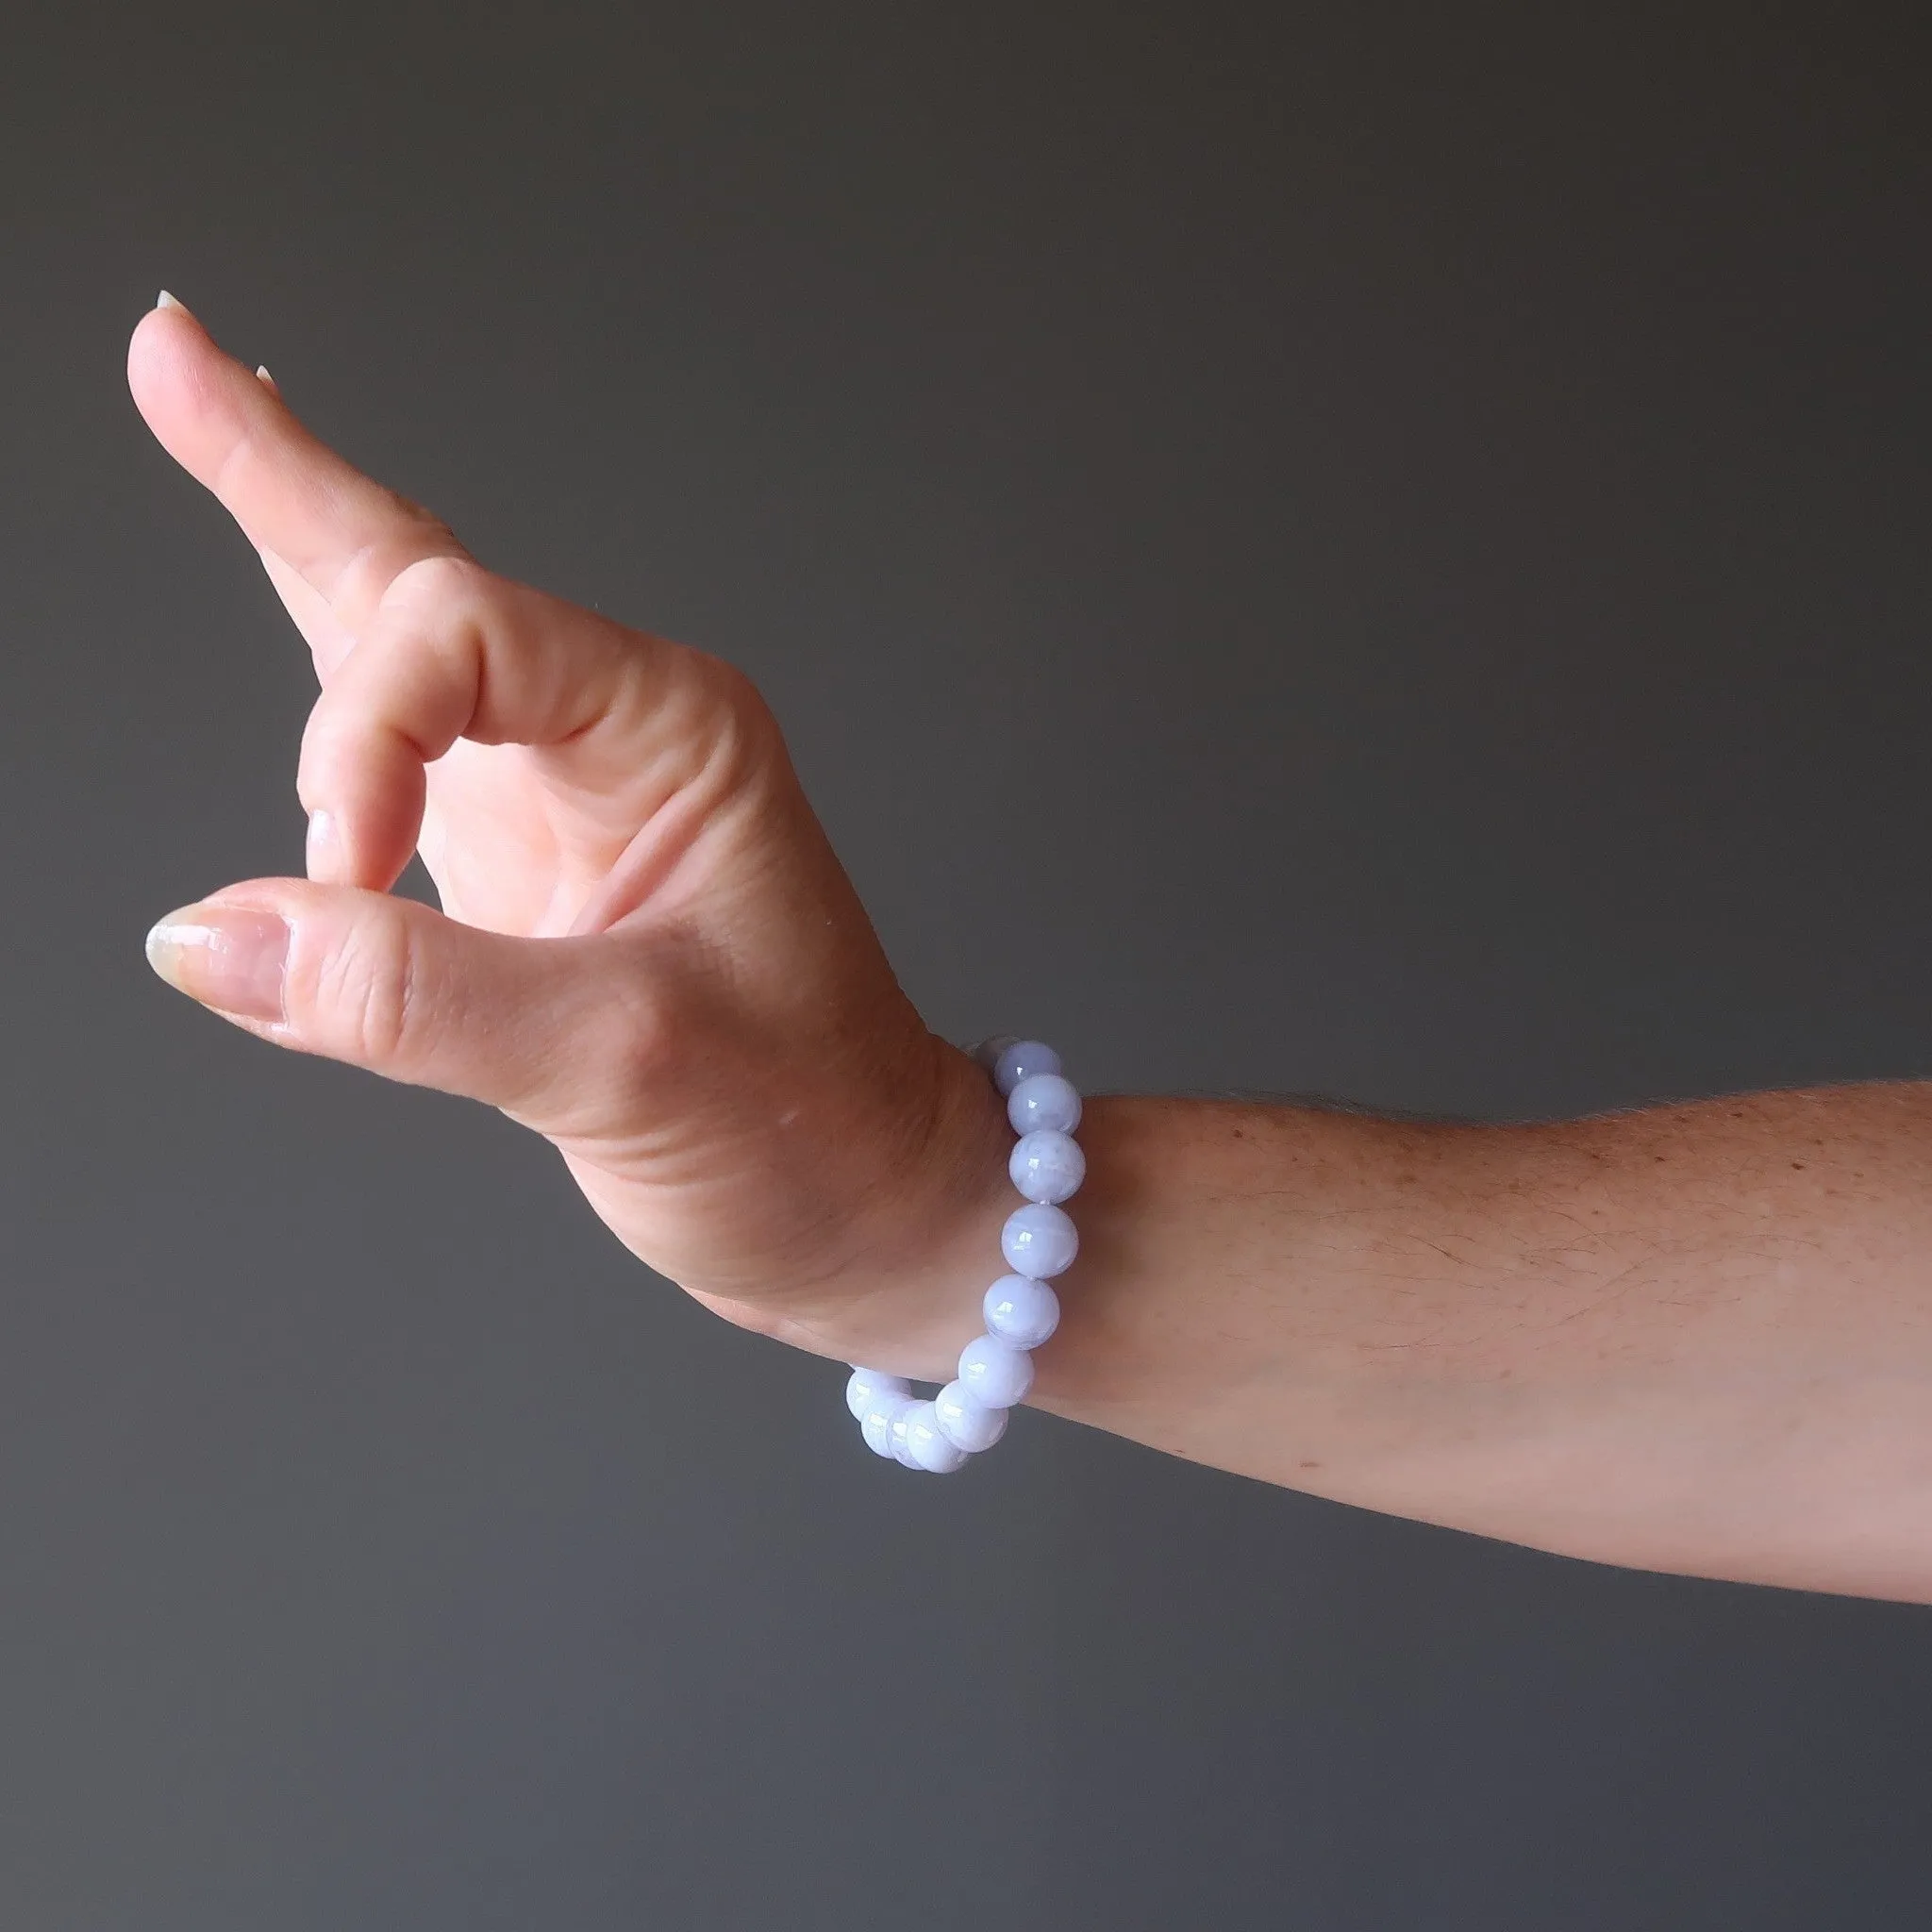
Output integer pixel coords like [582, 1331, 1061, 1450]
[888, 1402, 923, 1467]
[992, 1040, 1062, 1097]
[1008, 1072, 1082, 1136]
[1001, 1202, 1078, 1279]
[958, 1333, 1035, 1408]
[969, 1034, 1021, 1075]
[846, 1367, 910, 1422]
[989, 1035, 1066, 1097]
[935, 1379, 1009, 1452]
[904, 1400, 969, 1473]
[860, 1393, 914, 1458]
[984, 1274, 1061, 1350]
[1009, 1128, 1085, 1204]
[858, 1037, 1076, 1470]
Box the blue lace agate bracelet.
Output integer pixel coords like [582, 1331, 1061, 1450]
[845, 1037, 1084, 1472]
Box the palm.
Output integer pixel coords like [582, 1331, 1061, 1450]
[422, 746, 575, 931]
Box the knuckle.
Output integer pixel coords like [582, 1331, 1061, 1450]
[551, 941, 690, 1130]
[678, 654, 788, 786]
[602, 958, 682, 1090]
[495, 942, 684, 1139]
[379, 551, 490, 622]
[312, 912, 424, 1071]
[710, 657, 781, 739]
[333, 526, 462, 629]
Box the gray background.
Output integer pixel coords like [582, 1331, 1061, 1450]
[3, 2, 1929, 1924]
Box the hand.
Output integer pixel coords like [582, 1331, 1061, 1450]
[129, 295, 1008, 1373]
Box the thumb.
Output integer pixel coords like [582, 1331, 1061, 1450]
[144, 879, 644, 1126]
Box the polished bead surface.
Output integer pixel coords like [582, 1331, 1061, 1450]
[1008, 1071, 1082, 1136]
[904, 1400, 969, 1473]
[1002, 1202, 1078, 1278]
[984, 1274, 1061, 1350]
[969, 1034, 1021, 1074]
[958, 1333, 1036, 1408]
[858, 1037, 1075, 1468]
[888, 1402, 924, 1467]
[935, 1379, 1009, 1452]
[860, 1393, 914, 1458]
[846, 1367, 910, 1422]
[1009, 1128, 1085, 1204]
[993, 1040, 1062, 1097]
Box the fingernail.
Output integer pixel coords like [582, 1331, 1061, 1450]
[145, 903, 289, 1022]
[256, 364, 278, 393]
[154, 290, 205, 329]
[305, 808, 344, 882]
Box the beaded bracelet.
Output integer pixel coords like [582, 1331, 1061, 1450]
[844, 1037, 1083, 1472]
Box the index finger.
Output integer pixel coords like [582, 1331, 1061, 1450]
[126, 294, 464, 632]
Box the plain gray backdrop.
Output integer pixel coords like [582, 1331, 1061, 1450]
[4, 2, 1930, 1925]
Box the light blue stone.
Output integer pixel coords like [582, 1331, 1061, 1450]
[846, 1367, 909, 1421]
[1009, 1127, 1085, 1204]
[1001, 1202, 1078, 1278]
[958, 1333, 1035, 1408]
[968, 1034, 1021, 1074]
[1008, 1071, 1082, 1136]
[904, 1400, 968, 1473]
[935, 1379, 1008, 1452]
[992, 1039, 1062, 1097]
[984, 1274, 1061, 1350]
[860, 1392, 914, 1458]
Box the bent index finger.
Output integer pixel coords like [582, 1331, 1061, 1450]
[127, 299, 462, 634]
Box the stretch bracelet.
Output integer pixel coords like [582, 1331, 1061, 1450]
[845, 1037, 1083, 1472]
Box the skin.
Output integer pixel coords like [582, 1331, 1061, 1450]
[133, 297, 1932, 1606]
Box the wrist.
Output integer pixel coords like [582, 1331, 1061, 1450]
[781, 1031, 1018, 1378]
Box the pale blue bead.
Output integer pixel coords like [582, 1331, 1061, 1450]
[888, 1402, 924, 1467]
[1008, 1072, 1082, 1136]
[935, 1379, 1009, 1453]
[969, 1034, 1021, 1074]
[1002, 1202, 1078, 1278]
[958, 1333, 1035, 1408]
[1009, 1128, 1085, 1204]
[984, 1274, 1061, 1350]
[992, 1039, 1062, 1097]
[860, 1393, 913, 1458]
[846, 1367, 909, 1422]
[904, 1400, 969, 1473]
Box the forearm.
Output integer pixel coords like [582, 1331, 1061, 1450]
[831, 1073, 1932, 1601]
